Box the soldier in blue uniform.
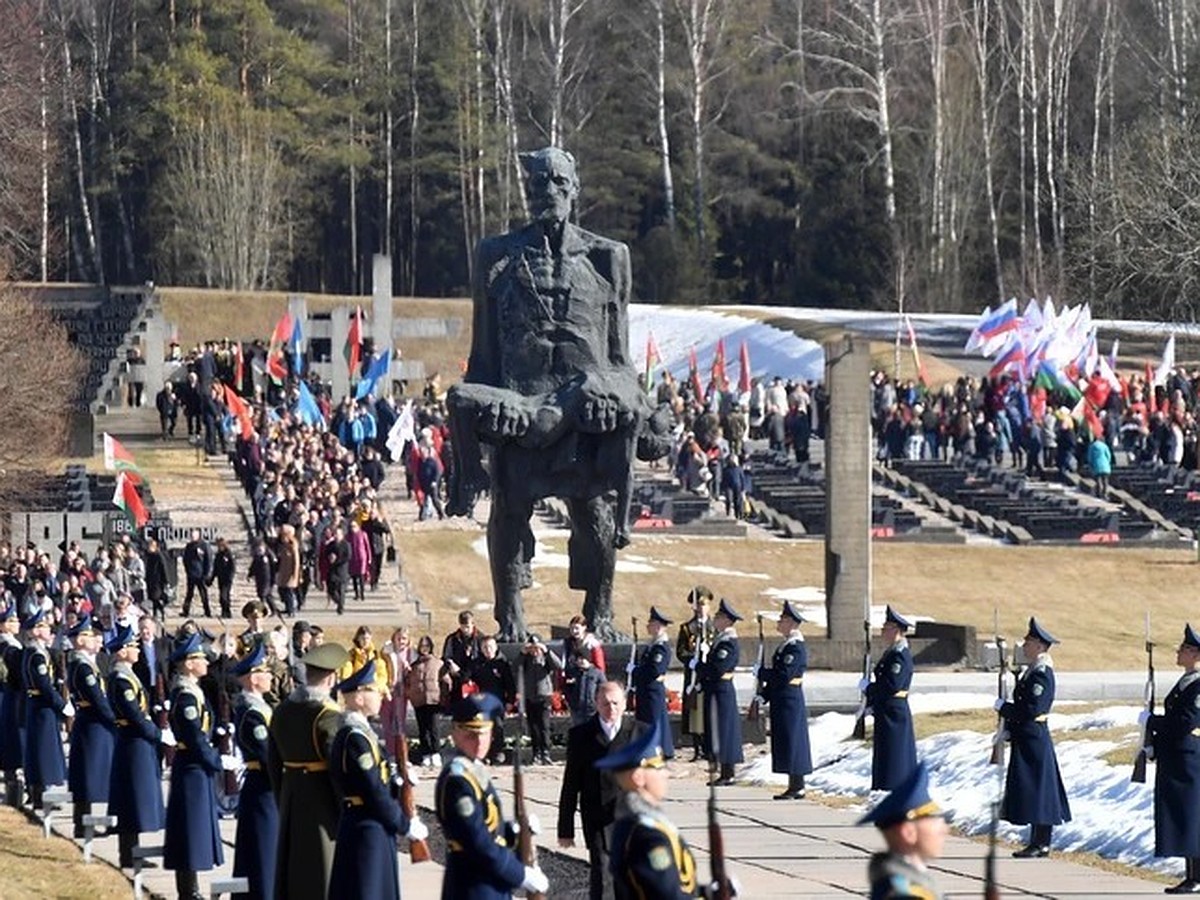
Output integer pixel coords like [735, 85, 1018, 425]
[67, 614, 116, 837]
[859, 760, 947, 900]
[1149, 623, 1200, 894]
[697, 598, 743, 786]
[21, 607, 68, 808]
[632, 606, 674, 760]
[231, 641, 279, 900]
[0, 598, 25, 806]
[757, 601, 812, 800]
[165, 630, 230, 900]
[998, 616, 1071, 859]
[328, 659, 429, 900]
[435, 693, 549, 899]
[599, 720, 700, 899]
[106, 621, 168, 868]
[863, 605, 917, 791]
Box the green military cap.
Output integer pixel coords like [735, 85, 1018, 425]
[303, 641, 349, 673]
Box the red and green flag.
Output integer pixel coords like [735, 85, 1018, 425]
[112, 471, 150, 528]
[103, 433, 143, 485]
[643, 333, 661, 391]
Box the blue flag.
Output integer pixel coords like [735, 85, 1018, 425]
[295, 381, 324, 426]
[355, 350, 392, 400]
[290, 316, 304, 375]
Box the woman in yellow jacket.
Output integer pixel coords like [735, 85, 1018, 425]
[337, 625, 393, 697]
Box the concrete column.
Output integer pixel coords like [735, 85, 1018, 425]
[824, 334, 872, 642]
[371, 255, 393, 399]
[331, 306, 351, 401]
[142, 310, 166, 393]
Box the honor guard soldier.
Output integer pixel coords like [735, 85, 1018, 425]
[0, 598, 26, 806]
[600, 720, 700, 899]
[66, 614, 116, 837]
[435, 693, 549, 899]
[106, 622, 168, 869]
[1148, 623, 1200, 894]
[757, 601, 813, 800]
[863, 605, 917, 791]
[232, 641, 279, 900]
[266, 640, 349, 900]
[998, 617, 1071, 859]
[632, 606, 674, 760]
[328, 659, 429, 900]
[697, 598, 743, 786]
[165, 631, 231, 900]
[21, 607, 67, 808]
[859, 760, 948, 900]
[676, 586, 715, 761]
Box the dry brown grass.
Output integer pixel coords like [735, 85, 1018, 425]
[158, 288, 473, 394]
[396, 526, 1198, 669]
[0, 806, 131, 898]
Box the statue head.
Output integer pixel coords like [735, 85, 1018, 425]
[521, 147, 579, 225]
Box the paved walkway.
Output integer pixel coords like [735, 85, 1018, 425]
[32, 754, 1166, 899]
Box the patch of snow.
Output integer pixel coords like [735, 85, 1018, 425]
[681, 564, 770, 580]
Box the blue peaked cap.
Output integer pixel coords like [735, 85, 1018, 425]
[335, 658, 377, 694]
[717, 598, 742, 622]
[857, 761, 943, 829]
[885, 605, 912, 631]
[231, 640, 269, 677]
[451, 692, 503, 730]
[648, 606, 672, 626]
[170, 631, 206, 664]
[105, 623, 136, 653]
[1025, 617, 1060, 646]
[780, 601, 805, 623]
[1184, 624, 1200, 650]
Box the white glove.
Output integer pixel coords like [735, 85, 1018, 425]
[1145, 745, 1156, 760]
[62, 702, 75, 719]
[1138, 709, 1152, 726]
[407, 817, 429, 842]
[698, 641, 710, 656]
[521, 866, 550, 894]
[162, 698, 171, 711]
[160, 729, 177, 748]
[625, 660, 637, 675]
[527, 813, 541, 836]
[215, 724, 229, 738]
[993, 697, 1006, 712]
[688, 657, 698, 671]
[857, 677, 870, 692]
[220, 755, 239, 771]
[750, 664, 760, 679]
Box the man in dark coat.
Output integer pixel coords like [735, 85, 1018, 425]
[321, 525, 350, 615]
[106, 622, 167, 868]
[698, 598, 744, 786]
[758, 601, 813, 800]
[1150, 623, 1200, 894]
[557, 681, 637, 900]
[143, 537, 172, 621]
[998, 617, 1071, 859]
[631, 606, 674, 760]
[164, 632, 228, 900]
[211, 537, 236, 619]
[67, 615, 116, 836]
[181, 530, 213, 618]
[442, 611, 483, 701]
[864, 605, 917, 791]
[266, 641, 349, 900]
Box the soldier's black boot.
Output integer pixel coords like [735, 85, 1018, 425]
[73, 805, 86, 839]
[774, 774, 805, 800]
[2, 769, 18, 806]
[175, 869, 203, 900]
[1013, 824, 1051, 858]
[28, 782, 43, 810]
[118, 831, 135, 868]
[1165, 859, 1200, 893]
[710, 763, 735, 786]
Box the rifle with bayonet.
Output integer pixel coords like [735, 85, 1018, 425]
[1132, 610, 1155, 784]
[707, 695, 733, 900]
[514, 655, 545, 900]
[852, 617, 871, 740]
[748, 614, 766, 722]
[53, 590, 73, 736]
[990, 608, 1008, 766]
[626, 616, 639, 711]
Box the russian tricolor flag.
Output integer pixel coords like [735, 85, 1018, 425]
[988, 337, 1026, 379]
[978, 298, 1019, 340]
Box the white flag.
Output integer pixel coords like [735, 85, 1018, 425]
[386, 399, 416, 460]
[1154, 334, 1177, 387]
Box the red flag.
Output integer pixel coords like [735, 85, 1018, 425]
[1145, 363, 1157, 416]
[738, 340, 752, 394]
[1084, 374, 1111, 411]
[221, 383, 254, 438]
[711, 339, 728, 390]
[688, 346, 703, 400]
[344, 306, 363, 377]
[267, 312, 292, 383]
[112, 472, 150, 528]
[1083, 402, 1104, 439]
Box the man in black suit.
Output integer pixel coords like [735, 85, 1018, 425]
[557, 681, 636, 900]
[321, 524, 351, 615]
[181, 529, 213, 617]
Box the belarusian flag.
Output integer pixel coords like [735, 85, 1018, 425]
[344, 306, 363, 378]
[643, 333, 661, 392]
[103, 433, 143, 484]
[738, 340, 752, 394]
[112, 471, 150, 528]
